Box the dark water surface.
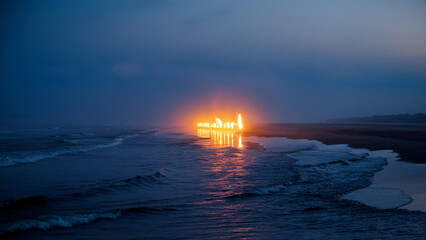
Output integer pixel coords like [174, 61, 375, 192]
[1, 127, 425, 239]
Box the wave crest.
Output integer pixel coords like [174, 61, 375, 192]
[1, 211, 122, 235]
[227, 185, 286, 199]
[0, 137, 125, 168]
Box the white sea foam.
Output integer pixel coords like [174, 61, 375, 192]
[0, 137, 124, 167]
[251, 185, 286, 195]
[244, 137, 317, 153]
[337, 149, 423, 211]
[367, 149, 399, 161]
[242, 136, 415, 211]
[341, 187, 412, 209]
[1, 211, 122, 233]
[289, 150, 366, 166]
[316, 143, 354, 152]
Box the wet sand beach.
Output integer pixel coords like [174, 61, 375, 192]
[246, 123, 426, 211]
[246, 123, 426, 164]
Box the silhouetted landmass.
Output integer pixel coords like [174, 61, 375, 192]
[328, 113, 426, 124]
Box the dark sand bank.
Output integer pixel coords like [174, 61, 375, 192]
[245, 123, 426, 164]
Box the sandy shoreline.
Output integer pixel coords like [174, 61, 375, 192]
[245, 123, 426, 164]
[246, 123, 426, 212]
[370, 155, 426, 212]
[340, 150, 426, 212]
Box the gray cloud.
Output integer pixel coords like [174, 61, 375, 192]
[1, 0, 425, 125]
[113, 63, 144, 78]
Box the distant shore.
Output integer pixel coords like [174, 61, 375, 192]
[245, 123, 426, 164]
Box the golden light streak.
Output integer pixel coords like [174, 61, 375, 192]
[196, 113, 244, 148]
[197, 129, 243, 149]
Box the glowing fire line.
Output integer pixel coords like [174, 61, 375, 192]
[197, 113, 243, 130]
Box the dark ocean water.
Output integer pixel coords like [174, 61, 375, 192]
[1, 126, 425, 239]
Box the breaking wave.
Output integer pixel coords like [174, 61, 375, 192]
[1, 171, 167, 210]
[251, 185, 286, 195]
[0, 206, 175, 236]
[227, 185, 286, 199]
[289, 150, 368, 166]
[67, 171, 166, 198]
[0, 211, 122, 235]
[0, 137, 125, 168]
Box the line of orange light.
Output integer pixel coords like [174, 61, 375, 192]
[197, 113, 243, 130]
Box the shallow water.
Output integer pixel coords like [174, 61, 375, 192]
[1, 126, 425, 239]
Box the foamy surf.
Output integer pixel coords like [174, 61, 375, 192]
[251, 185, 286, 195]
[2, 127, 426, 239]
[227, 185, 287, 199]
[0, 211, 122, 235]
[244, 136, 317, 153]
[243, 136, 413, 211]
[288, 150, 367, 166]
[341, 187, 412, 209]
[342, 150, 426, 212]
[0, 205, 176, 236]
[0, 137, 124, 167]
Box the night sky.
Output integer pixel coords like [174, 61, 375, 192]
[1, 0, 425, 126]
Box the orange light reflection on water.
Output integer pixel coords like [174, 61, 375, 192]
[197, 129, 243, 149]
[194, 128, 254, 237]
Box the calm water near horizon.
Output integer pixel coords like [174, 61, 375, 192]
[1, 126, 426, 239]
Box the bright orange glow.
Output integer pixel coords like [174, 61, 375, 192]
[237, 113, 243, 130]
[197, 113, 243, 131]
[197, 129, 243, 148]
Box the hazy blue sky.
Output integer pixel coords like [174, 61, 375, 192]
[1, 0, 425, 125]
